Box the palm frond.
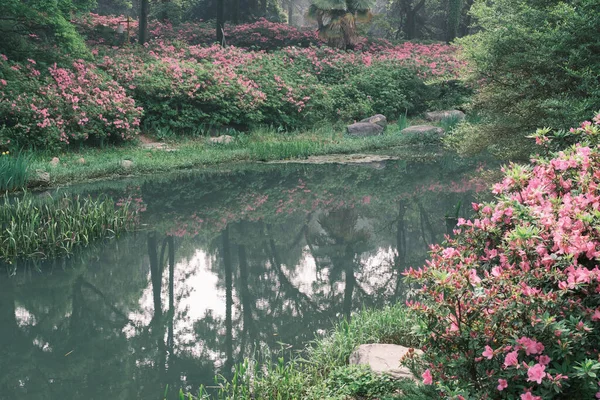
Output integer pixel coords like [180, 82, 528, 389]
[311, 0, 348, 11]
[347, 0, 374, 12]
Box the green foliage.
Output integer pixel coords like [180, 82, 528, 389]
[0, 192, 138, 263]
[458, 0, 600, 157]
[0, 152, 29, 192]
[186, 304, 427, 399]
[0, 0, 91, 62]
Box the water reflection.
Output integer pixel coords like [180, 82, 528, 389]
[0, 158, 491, 399]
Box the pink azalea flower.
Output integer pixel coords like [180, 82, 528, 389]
[521, 393, 542, 400]
[504, 350, 519, 368]
[527, 363, 546, 384]
[482, 345, 494, 359]
[497, 379, 508, 391]
[422, 369, 433, 385]
[538, 355, 551, 366]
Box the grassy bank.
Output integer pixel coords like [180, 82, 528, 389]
[28, 123, 445, 188]
[180, 304, 435, 400]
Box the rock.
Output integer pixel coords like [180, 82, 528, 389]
[424, 110, 465, 122]
[347, 122, 384, 137]
[49, 157, 60, 167]
[208, 135, 234, 145]
[30, 170, 50, 187]
[142, 143, 166, 150]
[76, 157, 85, 164]
[360, 114, 387, 129]
[401, 125, 445, 136]
[120, 160, 133, 170]
[349, 344, 423, 380]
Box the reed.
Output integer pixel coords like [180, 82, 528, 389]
[0, 193, 138, 263]
[0, 152, 29, 192]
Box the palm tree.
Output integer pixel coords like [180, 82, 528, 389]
[308, 0, 375, 50]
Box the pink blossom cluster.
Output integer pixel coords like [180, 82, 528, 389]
[406, 116, 600, 398]
[0, 55, 141, 147]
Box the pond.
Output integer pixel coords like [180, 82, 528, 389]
[0, 155, 493, 399]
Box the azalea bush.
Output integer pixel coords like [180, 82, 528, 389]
[405, 114, 600, 398]
[0, 55, 142, 149]
[90, 34, 462, 132]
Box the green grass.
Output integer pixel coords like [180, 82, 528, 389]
[172, 304, 435, 400]
[0, 192, 138, 264]
[0, 152, 29, 192]
[27, 124, 441, 188]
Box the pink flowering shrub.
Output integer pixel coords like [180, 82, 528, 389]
[0, 55, 141, 148]
[405, 114, 600, 398]
[91, 37, 461, 130]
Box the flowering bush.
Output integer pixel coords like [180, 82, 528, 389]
[405, 114, 600, 398]
[0, 55, 141, 149]
[90, 36, 462, 131]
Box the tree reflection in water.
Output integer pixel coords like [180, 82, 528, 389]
[0, 158, 492, 398]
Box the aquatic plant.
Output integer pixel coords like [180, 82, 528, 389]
[0, 193, 138, 263]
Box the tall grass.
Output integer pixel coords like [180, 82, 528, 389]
[0, 193, 138, 264]
[0, 152, 29, 192]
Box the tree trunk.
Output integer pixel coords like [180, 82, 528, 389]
[288, 0, 293, 25]
[446, 0, 463, 42]
[261, 0, 267, 17]
[222, 227, 234, 375]
[232, 0, 240, 24]
[216, 0, 225, 45]
[139, 0, 149, 44]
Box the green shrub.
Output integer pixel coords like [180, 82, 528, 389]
[458, 0, 600, 157]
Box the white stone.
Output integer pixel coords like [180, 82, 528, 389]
[120, 160, 133, 170]
[349, 344, 423, 380]
[208, 135, 234, 144]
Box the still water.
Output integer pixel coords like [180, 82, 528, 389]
[0, 156, 491, 399]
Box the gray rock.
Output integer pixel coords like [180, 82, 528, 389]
[401, 125, 445, 136]
[349, 344, 423, 380]
[49, 157, 60, 167]
[30, 170, 50, 187]
[347, 122, 384, 137]
[209, 135, 234, 144]
[141, 142, 177, 152]
[120, 160, 134, 170]
[360, 114, 387, 129]
[424, 110, 465, 122]
[141, 143, 167, 150]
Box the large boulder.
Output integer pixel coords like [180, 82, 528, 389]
[360, 114, 387, 129]
[349, 344, 423, 380]
[347, 122, 384, 137]
[424, 110, 465, 122]
[30, 170, 50, 187]
[401, 125, 445, 136]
